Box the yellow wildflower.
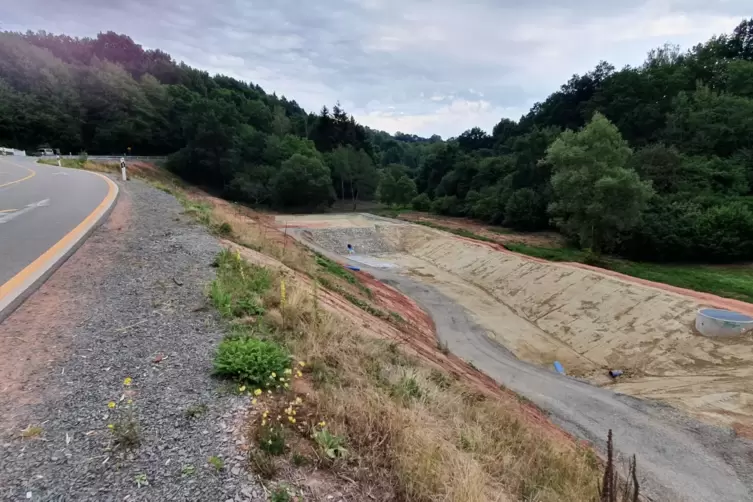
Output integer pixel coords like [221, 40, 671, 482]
[238, 385, 246, 392]
[318, 421, 326, 427]
[123, 377, 133, 386]
[107, 401, 116, 409]
[284, 368, 292, 375]
[127, 399, 133, 405]
[107, 424, 114, 430]
[296, 371, 303, 378]
[295, 397, 302, 404]
[298, 361, 305, 367]
[283, 383, 289, 389]
[271, 372, 277, 378]
[261, 419, 266, 426]
[251, 399, 257, 405]
[279, 377, 285, 382]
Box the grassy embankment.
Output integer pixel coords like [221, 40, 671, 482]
[59, 161, 637, 501]
[380, 210, 753, 304]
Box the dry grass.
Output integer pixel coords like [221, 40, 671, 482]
[259, 272, 603, 501]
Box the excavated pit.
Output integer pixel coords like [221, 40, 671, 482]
[281, 213, 753, 429]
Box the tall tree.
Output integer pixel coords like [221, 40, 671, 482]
[546, 113, 654, 252]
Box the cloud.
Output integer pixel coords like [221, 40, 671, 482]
[0, 0, 748, 136]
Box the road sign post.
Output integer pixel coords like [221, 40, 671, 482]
[120, 157, 127, 181]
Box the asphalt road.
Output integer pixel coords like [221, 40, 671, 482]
[295, 231, 753, 502]
[0, 156, 117, 319]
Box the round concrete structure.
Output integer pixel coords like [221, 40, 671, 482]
[695, 308, 753, 337]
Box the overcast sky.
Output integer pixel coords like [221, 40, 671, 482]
[1, 1, 749, 137]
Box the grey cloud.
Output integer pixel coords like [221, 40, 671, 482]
[0, 0, 748, 136]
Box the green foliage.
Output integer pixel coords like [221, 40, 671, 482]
[210, 249, 271, 318]
[7, 22, 753, 263]
[272, 154, 334, 209]
[546, 113, 654, 253]
[411, 193, 432, 211]
[213, 337, 290, 387]
[313, 428, 348, 459]
[258, 425, 286, 455]
[270, 488, 292, 502]
[379, 166, 418, 206]
[207, 456, 224, 471]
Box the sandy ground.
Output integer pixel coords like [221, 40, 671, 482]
[279, 214, 753, 429]
[278, 212, 753, 502]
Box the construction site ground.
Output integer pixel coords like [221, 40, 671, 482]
[274, 212, 753, 502]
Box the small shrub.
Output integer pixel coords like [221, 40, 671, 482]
[20, 425, 43, 438]
[429, 369, 453, 390]
[313, 427, 348, 460]
[208, 455, 224, 471]
[134, 473, 149, 488]
[270, 487, 292, 502]
[411, 193, 432, 211]
[258, 425, 286, 455]
[291, 452, 310, 466]
[249, 450, 277, 478]
[111, 406, 140, 449]
[391, 372, 424, 404]
[184, 403, 208, 419]
[181, 464, 196, 476]
[437, 339, 450, 355]
[216, 221, 233, 236]
[213, 337, 290, 387]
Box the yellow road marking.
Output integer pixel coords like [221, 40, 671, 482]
[0, 163, 35, 188]
[0, 209, 16, 213]
[0, 171, 118, 302]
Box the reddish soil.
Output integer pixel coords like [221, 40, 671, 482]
[398, 212, 564, 247]
[0, 191, 130, 435]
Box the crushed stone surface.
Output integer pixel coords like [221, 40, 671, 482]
[0, 179, 264, 502]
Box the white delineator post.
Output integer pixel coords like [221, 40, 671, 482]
[57, 155, 61, 167]
[120, 157, 127, 181]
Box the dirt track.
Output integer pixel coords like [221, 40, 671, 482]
[283, 213, 753, 502]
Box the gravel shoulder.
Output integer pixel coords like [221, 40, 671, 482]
[0, 178, 263, 501]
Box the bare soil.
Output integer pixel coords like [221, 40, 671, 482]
[0, 192, 130, 434]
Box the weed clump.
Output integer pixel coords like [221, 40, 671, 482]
[213, 337, 289, 387]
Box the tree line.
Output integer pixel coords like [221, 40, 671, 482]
[0, 30, 378, 210]
[385, 19, 753, 262]
[1, 21, 752, 261]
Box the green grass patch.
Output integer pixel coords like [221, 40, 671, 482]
[606, 261, 753, 303]
[412, 220, 499, 244]
[210, 249, 271, 318]
[315, 253, 372, 297]
[504, 242, 589, 262]
[369, 206, 412, 218]
[504, 242, 753, 303]
[38, 158, 86, 169]
[213, 336, 290, 387]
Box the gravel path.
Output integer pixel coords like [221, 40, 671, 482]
[0, 179, 264, 501]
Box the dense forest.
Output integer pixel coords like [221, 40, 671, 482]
[0, 20, 752, 262]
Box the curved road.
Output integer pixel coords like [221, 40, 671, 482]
[296, 233, 753, 502]
[0, 156, 118, 321]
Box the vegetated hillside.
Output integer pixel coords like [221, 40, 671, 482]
[0, 30, 378, 210]
[2, 21, 753, 262]
[391, 19, 753, 263]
